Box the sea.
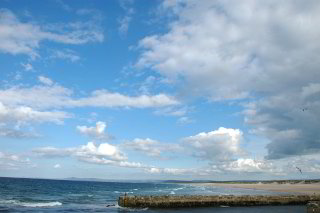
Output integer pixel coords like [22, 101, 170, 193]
[0, 177, 306, 212]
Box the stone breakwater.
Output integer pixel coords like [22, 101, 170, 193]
[118, 195, 320, 208]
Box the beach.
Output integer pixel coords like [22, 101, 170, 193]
[192, 182, 320, 195]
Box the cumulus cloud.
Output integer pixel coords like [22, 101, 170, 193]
[244, 83, 320, 159]
[137, 0, 320, 100]
[282, 154, 320, 174]
[0, 8, 103, 58]
[219, 158, 274, 173]
[34, 142, 131, 166]
[183, 127, 245, 161]
[77, 121, 109, 140]
[124, 138, 181, 158]
[33, 141, 192, 174]
[137, 0, 320, 160]
[76, 141, 127, 161]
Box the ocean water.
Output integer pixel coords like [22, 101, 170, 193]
[0, 177, 305, 212]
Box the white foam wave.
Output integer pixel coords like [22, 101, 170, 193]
[115, 204, 148, 212]
[170, 191, 175, 194]
[0, 200, 62, 207]
[114, 191, 133, 194]
[173, 187, 184, 191]
[21, 201, 62, 207]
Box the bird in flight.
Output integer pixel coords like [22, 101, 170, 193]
[296, 166, 302, 174]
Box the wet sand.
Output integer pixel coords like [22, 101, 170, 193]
[193, 183, 320, 195]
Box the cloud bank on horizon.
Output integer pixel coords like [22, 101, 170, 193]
[0, 0, 319, 180]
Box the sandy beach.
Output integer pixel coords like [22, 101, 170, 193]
[193, 183, 320, 195]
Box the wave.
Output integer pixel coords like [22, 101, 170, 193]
[115, 204, 148, 211]
[0, 200, 62, 207]
[114, 191, 133, 194]
[170, 191, 175, 194]
[173, 187, 184, 191]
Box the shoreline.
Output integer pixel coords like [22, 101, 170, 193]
[191, 182, 320, 195]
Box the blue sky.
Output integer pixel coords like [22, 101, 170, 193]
[0, 0, 320, 180]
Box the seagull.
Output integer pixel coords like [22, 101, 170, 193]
[296, 166, 302, 174]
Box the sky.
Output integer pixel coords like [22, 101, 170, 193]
[0, 0, 320, 180]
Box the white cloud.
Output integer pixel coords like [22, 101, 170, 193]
[125, 138, 161, 157]
[0, 101, 70, 138]
[177, 116, 194, 125]
[77, 121, 109, 140]
[80, 156, 144, 168]
[183, 127, 245, 162]
[124, 138, 181, 158]
[77, 141, 127, 161]
[118, 16, 132, 35]
[56, 0, 72, 12]
[0, 151, 33, 170]
[138, 76, 157, 94]
[34, 141, 127, 162]
[33, 147, 70, 157]
[74, 90, 179, 108]
[38, 76, 54, 86]
[145, 167, 191, 175]
[0, 84, 179, 110]
[0, 128, 40, 138]
[0, 8, 103, 58]
[154, 106, 188, 117]
[244, 83, 320, 159]
[0, 84, 73, 109]
[0, 80, 178, 139]
[137, 0, 320, 100]
[50, 49, 80, 62]
[33, 142, 147, 169]
[137, 0, 320, 160]
[53, 163, 61, 168]
[0, 102, 70, 126]
[21, 63, 33, 71]
[33, 141, 191, 174]
[220, 158, 274, 173]
[118, 0, 135, 36]
[283, 154, 320, 173]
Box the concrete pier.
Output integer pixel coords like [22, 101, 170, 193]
[118, 195, 320, 208]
